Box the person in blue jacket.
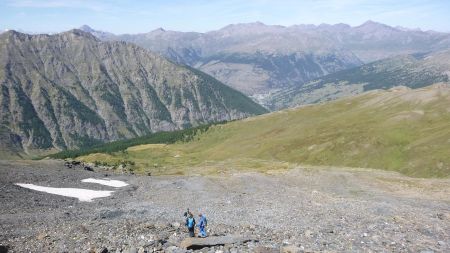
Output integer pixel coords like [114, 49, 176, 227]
[198, 213, 207, 237]
[185, 213, 196, 237]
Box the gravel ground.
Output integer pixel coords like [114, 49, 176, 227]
[0, 160, 449, 252]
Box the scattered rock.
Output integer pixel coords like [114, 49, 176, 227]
[79, 225, 89, 233]
[36, 233, 49, 240]
[99, 209, 124, 219]
[304, 230, 313, 237]
[84, 165, 94, 172]
[282, 245, 303, 253]
[123, 247, 138, 253]
[164, 246, 184, 253]
[155, 222, 169, 229]
[253, 246, 279, 253]
[1, 160, 449, 253]
[171, 222, 181, 228]
[97, 247, 108, 253]
[436, 213, 447, 220]
[71, 160, 81, 166]
[180, 235, 257, 250]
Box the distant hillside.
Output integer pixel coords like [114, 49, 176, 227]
[80, 21, 450, 98]
[264, 51, 450, 110]
[0, 30, 266, 157]
[77, 83, 450, 178]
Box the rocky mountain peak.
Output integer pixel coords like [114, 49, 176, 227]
[151, 27, 166, 33]
[60, 29, 100, 41]
[356, 20, 398, 32]
[215, 21, 284, 35]
[359, 20, 383, 27]
[78, 25, 115, 40]
[0, 29, 35, 42]
[1, 29, 26, 37]
[220, 21, 267, 29]
[79, 25, 95, 33]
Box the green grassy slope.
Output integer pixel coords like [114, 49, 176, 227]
[76, 83, 450, 178]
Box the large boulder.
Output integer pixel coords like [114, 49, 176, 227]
[179, 235, 257, 250]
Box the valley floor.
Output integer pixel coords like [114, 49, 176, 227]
[0, 160, 449, 252]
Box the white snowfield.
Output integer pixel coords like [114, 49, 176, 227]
[15, 183, 114, 202]
[81, 178, 129, 188]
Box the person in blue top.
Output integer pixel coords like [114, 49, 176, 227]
[198, 213, 207, 237]
[185, 213, 196, 237]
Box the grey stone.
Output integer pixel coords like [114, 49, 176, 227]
[282, 246, 302, 253]
[180, 235, 257, 250]
[97, 247, 108, 253]
[123, 247, 138, 253]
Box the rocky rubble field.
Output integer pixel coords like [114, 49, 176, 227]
[0, 160, 449, 252]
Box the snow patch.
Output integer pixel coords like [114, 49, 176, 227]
[81, 178, 129, 188]
[15, 183, 114, 202]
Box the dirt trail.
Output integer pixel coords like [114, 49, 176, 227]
[0, 160, 449, 252]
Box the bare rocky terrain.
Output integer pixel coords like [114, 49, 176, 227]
[0, 160, 449, 252]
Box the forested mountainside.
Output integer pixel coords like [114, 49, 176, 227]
[0, 30, 266, 157]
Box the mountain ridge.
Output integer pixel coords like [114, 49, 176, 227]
[79, 21, 450, 99]
[0, 29, 266, 157]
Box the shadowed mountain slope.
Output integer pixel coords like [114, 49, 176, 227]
[0, 30, 266, 157]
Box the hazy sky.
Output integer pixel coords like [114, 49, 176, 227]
[1, 0, 450, 34]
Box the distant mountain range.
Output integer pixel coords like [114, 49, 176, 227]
[2, 21, 450, 157]
[80, 21, 450, 99]
[264, 50, 450, 109]
[0, 30, 266, 157]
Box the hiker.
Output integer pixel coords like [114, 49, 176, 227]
[198, 213, 207, 237]
[185, 213, 196, 237]
[183, 208, 192, 218]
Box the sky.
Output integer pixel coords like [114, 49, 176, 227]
[1, 0, 450, 34]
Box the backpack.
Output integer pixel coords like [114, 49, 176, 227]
[187, 217, 195, 228]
